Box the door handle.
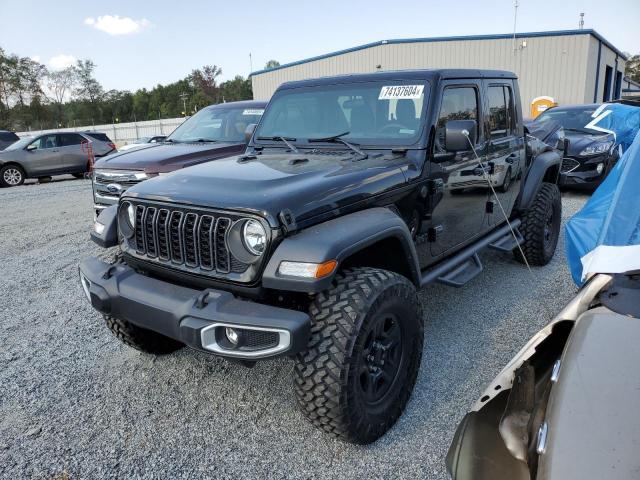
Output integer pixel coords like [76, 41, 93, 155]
[505, 153, 518, 164]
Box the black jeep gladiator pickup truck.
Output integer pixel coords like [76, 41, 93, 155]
[80, 69, 563, 444]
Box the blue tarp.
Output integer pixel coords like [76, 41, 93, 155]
[565, 104, 640, 285]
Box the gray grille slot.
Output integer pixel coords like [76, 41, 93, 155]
[130, 204, 249, 277]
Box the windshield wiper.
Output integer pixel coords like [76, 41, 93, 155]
[308, 131, 367, 159]
[164, 138, 180, 143]
[193, 138, 218, 143]
[257, 136, 299, 153]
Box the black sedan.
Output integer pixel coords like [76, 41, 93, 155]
[533, 104, 620, 190]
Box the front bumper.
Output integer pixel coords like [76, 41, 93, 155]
[79, 257, 310, 359]
[559, 154, 613, 189]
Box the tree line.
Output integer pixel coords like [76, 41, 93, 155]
[0, 47, 261, 131]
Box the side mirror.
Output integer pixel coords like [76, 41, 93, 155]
[26, 144, 37, 151]
[445, 120, 477, 152]
[244, 123, 257, 143]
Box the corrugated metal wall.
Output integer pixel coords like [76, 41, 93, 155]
[252, 33, 625, 111]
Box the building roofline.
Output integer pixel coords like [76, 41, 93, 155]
[250, 29, 628, 77]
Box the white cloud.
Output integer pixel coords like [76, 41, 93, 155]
[83, 15, 151, 35]
[48, 54, 76, 70]
[30, 55, 41, 63]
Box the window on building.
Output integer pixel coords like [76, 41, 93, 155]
[614, 71, 623, 100]
[603, 65, 613, 102]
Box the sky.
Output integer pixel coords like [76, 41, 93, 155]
[1, 0, 638, 92]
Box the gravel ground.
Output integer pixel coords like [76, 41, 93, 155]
[0, 177, 588, 479]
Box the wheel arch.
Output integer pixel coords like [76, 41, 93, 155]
[262, 207, 421, 293]
[0, 161, 28, 184]
[515, 150, 561, 212]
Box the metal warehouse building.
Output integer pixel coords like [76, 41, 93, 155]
[251, 30, 628, 113]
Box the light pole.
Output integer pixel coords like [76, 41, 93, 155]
[179, 92, 188, 117]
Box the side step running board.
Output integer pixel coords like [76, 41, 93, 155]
[436, 253, 483, 287]
[489, 227, 524, 252]
[420, 219, 522, 288]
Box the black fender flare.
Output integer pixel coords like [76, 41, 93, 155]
[262, 207, 421, 293]
[517, 150, 561, 211]
[91, 205, 118, 248]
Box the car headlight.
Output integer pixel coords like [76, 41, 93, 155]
[242, 219, 266, 256]
[126, 202, 136, 228]
[118, 201, 136, 238]
[579, 141, 613, 156]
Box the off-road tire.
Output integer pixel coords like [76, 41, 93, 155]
[293, 267, 424, 444]
[514, 182, 561, 266]
[0, 164, 25, 187]
[104, 314, 183, 354]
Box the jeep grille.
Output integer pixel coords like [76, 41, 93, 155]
[124, 202, 265, 282]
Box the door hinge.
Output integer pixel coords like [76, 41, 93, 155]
[278, 209, 297, 234]
[427, 178, 445, 195]
[486, 200, 495, 214]
[427, 225, 444, 242]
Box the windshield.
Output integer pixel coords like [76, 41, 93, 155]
[167, 106, 264, 143]
[536, 107, 598, 133]
[4, 137, 32, 151]
[255, 80, 430, 147]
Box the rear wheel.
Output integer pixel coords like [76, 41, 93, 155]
[293, 267, 424, 444]
[104, 314, 183, 354]
[514, 182, 561, 266]
[0, 164, 25, 187]
[72, 173, 85, 179]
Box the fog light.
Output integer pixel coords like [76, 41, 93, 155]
[94, 221, 105, 234]
[225, 327, 239, 346]
[596, 163, 604, 174]
[80, 272, 91, 303]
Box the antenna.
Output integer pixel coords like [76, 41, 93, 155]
[579, 12, 584, 29]
[512, 0, 519, 52]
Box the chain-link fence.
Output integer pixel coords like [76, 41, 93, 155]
[16, 117, 188, 147]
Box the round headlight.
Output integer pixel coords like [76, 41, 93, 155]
[242, 219, 266, 256]
[118, 201, 136, 239]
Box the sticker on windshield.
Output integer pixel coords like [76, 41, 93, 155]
[243, 109, 264, 116]
[378, 85, 424, 100]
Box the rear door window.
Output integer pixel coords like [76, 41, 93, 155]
[487, 86, 516, 138]
[84, 132, 112, 142]
[0, 131, 19, 142]
[58, 133, 85, 146]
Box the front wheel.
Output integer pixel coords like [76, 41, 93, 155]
[104, 314, 183, 354]
[0, 164, 25, 187]
[514, 182, 561, 266]
[293, 267, 424, 444]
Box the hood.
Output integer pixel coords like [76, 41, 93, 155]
[124, 150, 411, 227]
[94, 141, 245, 173]
[565, 131, 614, 157]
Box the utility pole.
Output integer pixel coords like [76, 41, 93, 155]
[249, 53, 253, 74]
[179, 92, 188, 116]
[579, 12, 585, 29]
[512, 0, 519, 53]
